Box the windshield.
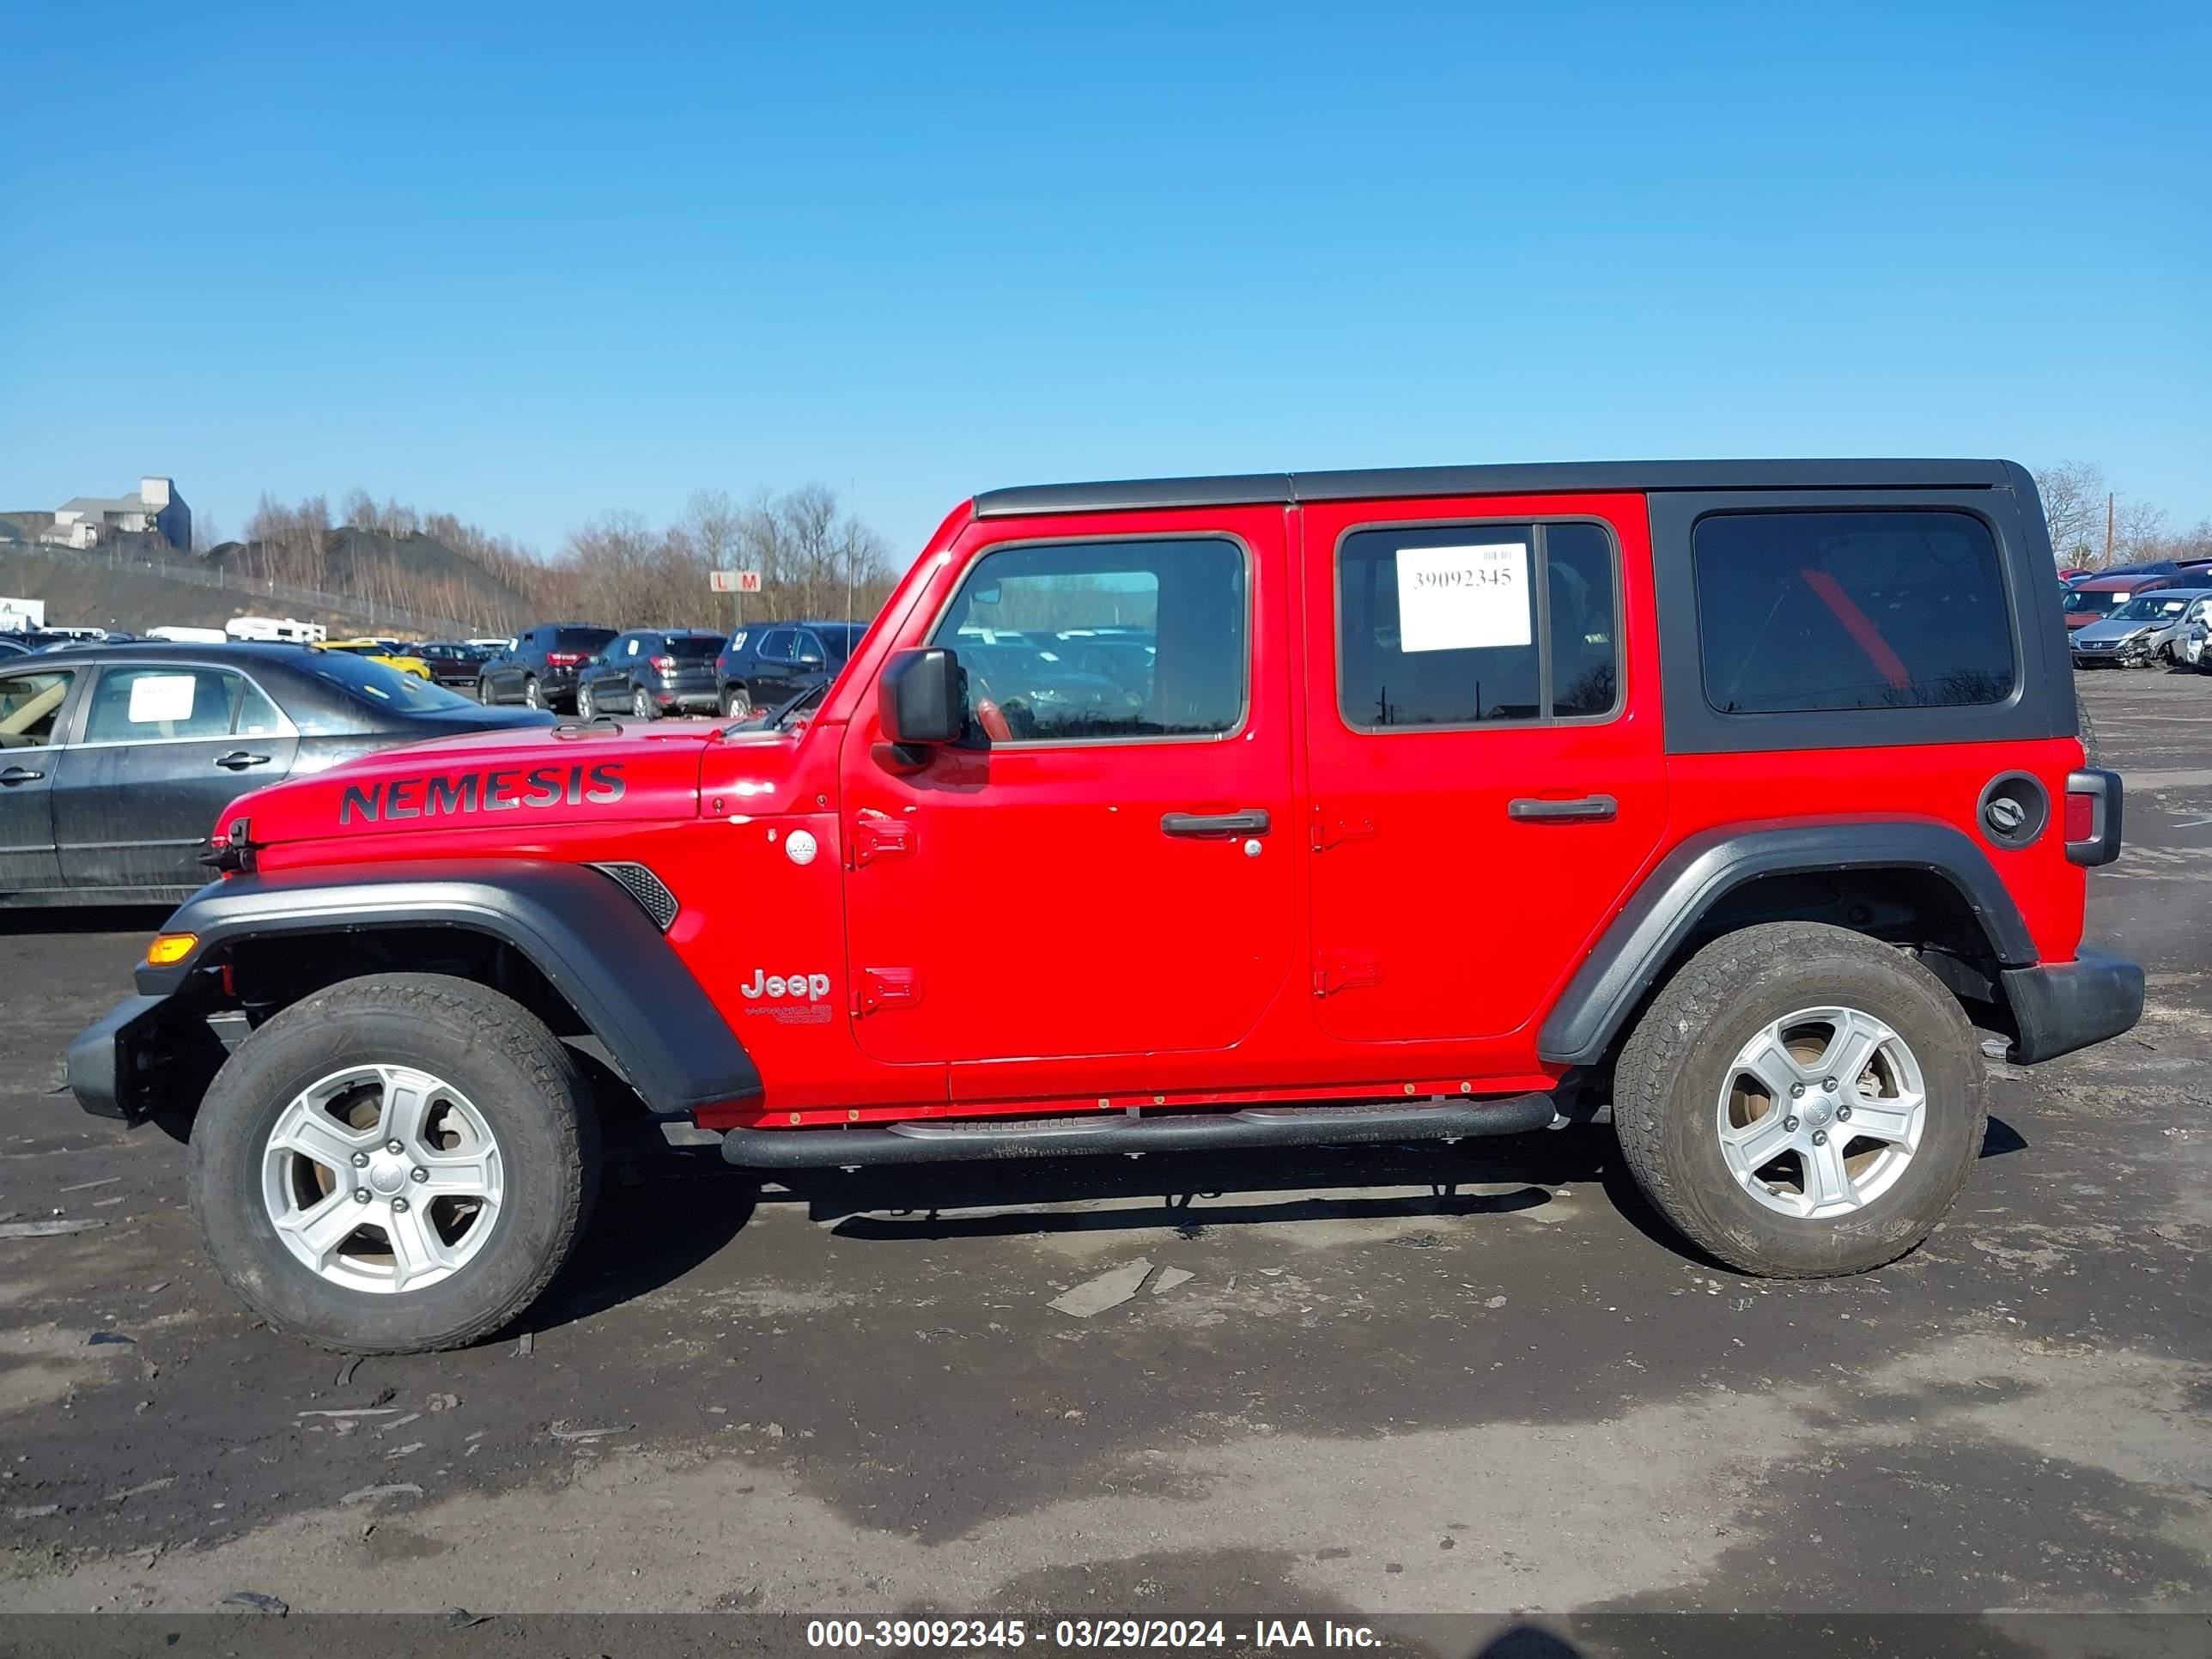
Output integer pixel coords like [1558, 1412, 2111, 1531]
[2062, 587, 2128, 614]
[2112, 595, 2191, 620]
[307, 650, 477, 715]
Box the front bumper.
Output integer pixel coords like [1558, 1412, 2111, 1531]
[2001, 947, 2145, 1065]
[66, 992, 226, 1123]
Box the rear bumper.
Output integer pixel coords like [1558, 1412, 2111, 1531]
[2001, 947, 2145, 1065]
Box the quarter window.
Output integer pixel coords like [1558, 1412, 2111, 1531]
[1693, 510, 2015, 714]
[1336, 520, 1621, 728]
[931, 537, 1246, 743]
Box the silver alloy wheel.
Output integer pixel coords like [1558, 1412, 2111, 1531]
[632, 686, 650, 718]
[576, 684, 592, 718]
[1715, 1006, 1926, 1218]
[523, 678, 541, 708]
[260, 1065, 505, 1293]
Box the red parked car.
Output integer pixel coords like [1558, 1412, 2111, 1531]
[2061, 572, 2179, 629]
[70, 459, 2141, 1352]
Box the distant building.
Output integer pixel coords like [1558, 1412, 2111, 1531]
[41, 477, 191, 551]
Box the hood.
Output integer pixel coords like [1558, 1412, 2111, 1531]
[2072, 616, 2158, 644]
[216, 720, 729, 849]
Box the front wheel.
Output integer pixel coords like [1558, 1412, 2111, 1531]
[187, 974, 600, 1353]
[720, 686, 751, 720]
[476, 676, 495, 705]
[1613, 921, 1985, 1278]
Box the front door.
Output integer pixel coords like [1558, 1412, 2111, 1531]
[1301, 493, 1668, 1060]
[0, 665, 81, 894]
[840, 508, 1297, 1102]
[54, 663, 300, 891]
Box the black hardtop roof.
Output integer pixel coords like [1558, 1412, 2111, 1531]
[974, 459, 2022, 520]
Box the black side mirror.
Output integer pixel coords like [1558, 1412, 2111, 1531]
[879, 647, 963, 749]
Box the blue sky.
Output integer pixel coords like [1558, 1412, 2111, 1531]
[3, 3, 2206, 559]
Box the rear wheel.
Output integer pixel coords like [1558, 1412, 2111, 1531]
[576, 682, 594, 719]
[632, 685, 653, 720]
[1613, 922, 1985, 1278]
[720, 685, 750, 720]
[522, 676, 542, 710]
[188, 974, 599, 1353]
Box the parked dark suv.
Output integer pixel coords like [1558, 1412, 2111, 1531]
[477, 623, 617, 712]
[574, 629, 725, 720]
[714, 621, 866, 718]
[410, 641, 493, 692]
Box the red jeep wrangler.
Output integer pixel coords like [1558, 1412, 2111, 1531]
[69, 459, 2141, 1353]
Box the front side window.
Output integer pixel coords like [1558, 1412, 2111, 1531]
[932, 537, 1245, 743]
[84, 666, 246, 742]
[0, 670, 74, 749]
[1694, 510, 2014, 714]
[1336, 520, 1621, 728]
[756, 628, 795, 665]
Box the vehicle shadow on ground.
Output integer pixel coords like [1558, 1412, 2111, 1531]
[0, 903, 171, 937]
[522, 1113, 2030, 1334]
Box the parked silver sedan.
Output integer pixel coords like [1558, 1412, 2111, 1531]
[2070, 588, 2212, 668]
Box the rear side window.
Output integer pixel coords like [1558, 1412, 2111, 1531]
[1336, 520, 1621, 728]
[1694, 511, 2014, 714]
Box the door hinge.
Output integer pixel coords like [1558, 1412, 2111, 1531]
[1313, 948, 1381, 997]
[855, 966, 921, 1016]
[851, 808, 914, 867]
[1310, 813, 1376, 852]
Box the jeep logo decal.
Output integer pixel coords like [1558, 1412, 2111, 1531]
[338, 763, 625, 826]
[742, 969, 832, 1003]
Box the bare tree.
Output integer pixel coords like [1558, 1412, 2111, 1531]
[2033, 461, 2106, 567]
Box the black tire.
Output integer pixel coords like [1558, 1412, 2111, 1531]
[1613, 922, 1986, 1278]
[576, 682, 594, 719]
[476, 675, 495, 705]
[187, 974, 600, 1353]
[720, 685, 750, 720]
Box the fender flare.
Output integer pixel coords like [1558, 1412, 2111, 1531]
[1538, 818, 2038, 1068]
[133, 860, 761, 1115]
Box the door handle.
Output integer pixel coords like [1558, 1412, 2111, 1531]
[1161, 809, 1271, 838]
[0, 765, 42, 786]
[1507, 794, 1617, 823]
[215, 751, 271, 771]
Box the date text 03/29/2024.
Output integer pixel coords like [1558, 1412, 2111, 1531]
[804, 1618, 1382, 1649]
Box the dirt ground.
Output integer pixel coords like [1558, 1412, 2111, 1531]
[1, 669, 2206, 1634]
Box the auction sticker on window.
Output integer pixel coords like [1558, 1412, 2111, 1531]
[1395, 542, 1531, 653]
[128, 673, 198, 723]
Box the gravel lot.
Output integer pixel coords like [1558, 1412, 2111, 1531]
[1, 669, 2206, 1629]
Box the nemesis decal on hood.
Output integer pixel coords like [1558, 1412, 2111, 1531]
[339, 763, 626, 826]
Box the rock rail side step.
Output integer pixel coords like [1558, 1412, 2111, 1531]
[719, 1093, 1560, 1169]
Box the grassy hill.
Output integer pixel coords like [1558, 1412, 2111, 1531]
[0, 545, 475, 637]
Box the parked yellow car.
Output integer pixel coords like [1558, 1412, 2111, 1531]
[318, 638, 433, 679]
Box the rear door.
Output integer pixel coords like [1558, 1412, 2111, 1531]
[745, 628, 800, 707]
[55, 663, 300, 890]
[1301, 493, 1668, 1058]
[0, 665, 82, 893]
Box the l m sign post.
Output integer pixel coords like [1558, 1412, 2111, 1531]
[710, 569, 763, 629]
